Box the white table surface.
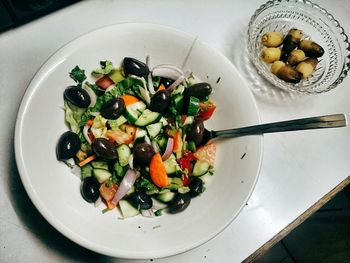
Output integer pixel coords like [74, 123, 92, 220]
[1, 0, 350, 262]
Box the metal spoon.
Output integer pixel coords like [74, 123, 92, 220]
[202, 114, 347, 144]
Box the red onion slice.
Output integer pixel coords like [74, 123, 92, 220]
[147, 73, 155, 94]
[83, 124, 92, 144]
[167, 75, 185, 91]
[141, 209, 155, 218]
[152, 64, 184, 80]
[84, 84, 97, 107]
[112, 169, 138, 205]
[128, 154, 134, 170]
[152, 141, 160, 153]
[162, 137, 174, 161]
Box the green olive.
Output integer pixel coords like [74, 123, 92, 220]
[261, 31, 284, 47]
[282, 28, 303, 53]
[261, 47, 281, 63]
[271, 61, 302, 83]
[299, 40, 324, 58]
[295, 58, 318, 79]
[287, 49, 306, 66]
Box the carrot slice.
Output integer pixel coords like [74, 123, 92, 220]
[86, 119, 94, 126]
[157, 84, 166, 91]
[150, 152, 169, 188]
[120, 94, 139, 107]
[78, 154, 97, 167]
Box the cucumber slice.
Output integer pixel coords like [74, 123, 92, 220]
[113, 160, 128, 178]
[157, 191, 176, 203]
[134, 109, 161, 127]
[108, 115, 127, 130]
[117, 144, 131, 167]
[163, 154, 182, 175]
[146, 122, 163, 139]
[91, 160, 109, 170]
[159, 117, 168, 126]
[81, 164, 93, 179]
[118, 200, 140, 218]
[172, 94, 184, 113]
[93, 168, 112, 183]
[182, 116, 194, 126]
[187, 96, 200, 116]
[154, 135, 167, 152]
[125, 101, 147, 124]
[171, 84, 185, 96]
[192, 160, 210, 176]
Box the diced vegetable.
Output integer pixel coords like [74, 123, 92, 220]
[93, 168, 112, 183]
[150, 152, 169, 188]
[146, 122, 163, 139]
[192, 160, 210, 176]
[117, 144, 131, 167]
[134, 109, 161, 126]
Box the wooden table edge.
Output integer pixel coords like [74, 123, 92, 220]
[242, 175, 350, 263]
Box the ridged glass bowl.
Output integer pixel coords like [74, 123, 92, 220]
[247, 0, 350, 94]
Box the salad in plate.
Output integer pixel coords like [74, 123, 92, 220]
[56, 56, 217, 218]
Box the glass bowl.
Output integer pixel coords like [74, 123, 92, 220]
[247, 0, 350, 94]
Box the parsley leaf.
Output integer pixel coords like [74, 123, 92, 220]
[69, 66, 87, 85]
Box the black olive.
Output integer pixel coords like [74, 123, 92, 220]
[168, 193, 191, 214]
[133, 143, 155, 165]
[64, 86, 91, 108]
[188, 120, 205, 146]
[149, 90, 171, 113]
[127, 192, 153, 210]
[159, 77, 174, 88]
[185, 82, 212, 100]
[123, 57, 149, 78]
[92, 138, 117, 160]
[81, 177, 100, 203]
[189, 177, 204, 197]
[100, 97, 125, 119]
[56, 131, 81, 161]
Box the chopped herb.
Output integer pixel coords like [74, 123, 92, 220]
[154, 210, 162, 217]
[102, 208, 110, 214]
[69, 66, 86, 86]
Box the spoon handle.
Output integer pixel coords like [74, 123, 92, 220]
[212, 114, 347, 139]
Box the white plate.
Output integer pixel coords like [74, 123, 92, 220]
[15, 23, 262, 259]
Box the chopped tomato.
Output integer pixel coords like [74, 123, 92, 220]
[95, 75, 114, 89]
[178, 153, 196, 186]
[99, 181, 118, 201]
[86, 119, 94, 126]
[150, 152, 169, 188]
[193, 143, 216, 167]
[181, 115, 187, 124]
[106, 129, 135, 144]
[120, 124, 137, 141]
[172, 130, 182, 152]
[197, 101, 216, 121]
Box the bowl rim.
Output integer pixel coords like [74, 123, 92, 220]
[14, 22, 264, 259]
[247, 0, 350, 94]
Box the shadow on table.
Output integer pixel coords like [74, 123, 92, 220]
[6, 138, 115, 262]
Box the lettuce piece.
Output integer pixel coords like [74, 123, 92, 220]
[92, 60, 115, 77]
[64, 100, 85, 133]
